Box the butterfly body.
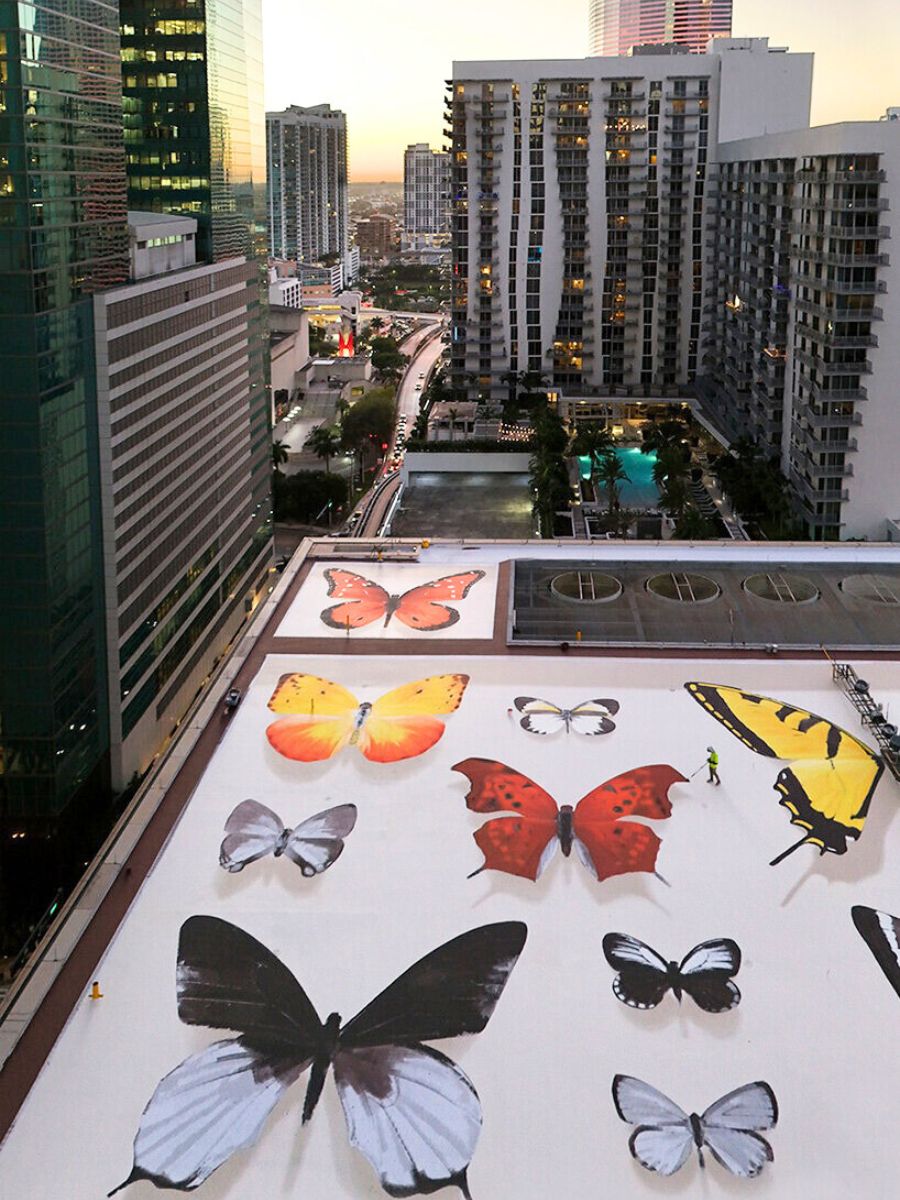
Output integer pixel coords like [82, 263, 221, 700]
[557, 804, 575, 856]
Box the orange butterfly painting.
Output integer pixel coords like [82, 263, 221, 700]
[453, 758, 687, 884]
[320, 568, 486, 631]
[267, 673, 470, 763]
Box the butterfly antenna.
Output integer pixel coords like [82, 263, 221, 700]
[466, 865, 486, 880]
[654, 870, 671, 887]
[769, 835, 809, 867]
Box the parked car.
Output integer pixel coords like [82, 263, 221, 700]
[223, 688, 242, 714]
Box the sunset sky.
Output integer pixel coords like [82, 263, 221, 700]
[262, 0, 900, 181]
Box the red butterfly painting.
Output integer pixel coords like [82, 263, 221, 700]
[452, 758, 687, 884]
[320, 568, 486, 631]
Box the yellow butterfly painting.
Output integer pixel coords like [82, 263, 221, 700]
[685, 682, 883, 864]
[266, 673, 469, 764]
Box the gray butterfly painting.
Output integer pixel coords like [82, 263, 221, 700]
[612, 1075, 778, 1177]
[219, 800, 357, 876]
[110, 916, 527, 1197]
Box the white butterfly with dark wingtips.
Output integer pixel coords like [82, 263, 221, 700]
[219, 799, 357, 876]
[513, 696, 619, 736]
[612, 1075, 778, 1177]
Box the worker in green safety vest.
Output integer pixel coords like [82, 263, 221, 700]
[707, 746, 720, 786]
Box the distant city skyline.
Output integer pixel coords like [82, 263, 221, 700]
[263, 0, 899, 181]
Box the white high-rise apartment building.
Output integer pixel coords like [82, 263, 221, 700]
[702, 121, 900, 541]
[449, 40, 812, 405]
[266, 104, 350, 270]
[403, 142, 450, 246]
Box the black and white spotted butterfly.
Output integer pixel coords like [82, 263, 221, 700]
[219, 800, 357, 876]
[513, 696, 619, 736]
[111, 916, 527, 1198]
[602, 933, 742, 1011]
[612, 1075, 778, 1177]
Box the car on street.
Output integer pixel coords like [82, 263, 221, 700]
[223, 688, 242, 714]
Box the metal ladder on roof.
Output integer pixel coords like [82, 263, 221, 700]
[828, 656, 900, 782]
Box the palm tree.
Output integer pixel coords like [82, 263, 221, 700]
[369, 315, 385, 333]
[304, 425, 341, 473]
[447, 406, 459, 443]
[596, 450, 629, 518]
[272, 439, 290, 473]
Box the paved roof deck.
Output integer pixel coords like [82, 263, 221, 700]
[511, 558, 900, 649]
[390, 472, 535, 539]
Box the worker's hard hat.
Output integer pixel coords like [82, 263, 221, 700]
[707, 746, 715, 752]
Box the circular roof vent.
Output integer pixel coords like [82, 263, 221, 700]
[743, 572, 819, 604]
[550, 571, 623, 603]
[839, 574, 900, 605]
[646, 572, 720, 603]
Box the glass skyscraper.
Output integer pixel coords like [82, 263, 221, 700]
[589, 0, 733, 56]
[120, 0, 266, 263]
[0, 0, 129, 821]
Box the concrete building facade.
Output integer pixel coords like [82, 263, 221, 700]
[356, 214, 396, 260]
[702, 122, 900, 541]
[93, 215, 272, 787]
[589, 0, 733, 57]
[403, 143, 450, 245]
[448, 41, 813, 407]
[266, 104, 350, 271]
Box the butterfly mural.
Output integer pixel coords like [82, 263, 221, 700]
[320, 568, 486, 631]
[612, 1075, 778, 1178]
[219, 800, 357, 876]
[452, 759, 686, 883]
[513, 696, 619, 737]
[266, 673, 469, 763]
[111, 916, 527, 1197]
[685, 682, 883, 864]
[852, 905, 900, 1001]
[603, 933, 741, 1012]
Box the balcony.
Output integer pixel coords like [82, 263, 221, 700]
[802, 407, 862, 430]
[793, 475, 850, 505]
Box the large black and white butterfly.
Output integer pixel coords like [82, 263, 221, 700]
[110, 916, 527, 1198]
[602, 933, 741, 1012]
[852, 905, 900, 1000]
[612, 1075, 778, 1177]
[513, 696, 619, 736]
[218, 800, 357, 876]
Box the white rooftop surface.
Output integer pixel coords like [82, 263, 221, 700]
[3, 638, 900, 1197]
[410, 540, 900, 567]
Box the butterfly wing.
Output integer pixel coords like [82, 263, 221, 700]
[852, 905, 900, 1001]
[514, 696, 566, 736]
[569, 698, 620, 736]
[678, 939, 742, 1012]
[359, 674, 470, 763]
[110, 1040, 308, 1194]
[602, 933, 671, 1009]
[392, 570, 486, 631]
[284, 804, 358, 877]
[572, 765, 687, 881]
[320, 568, 390, 629]
[685, 682, 883, 857]
[701, 1082, 778, 1178]
[112, 917, 320, 1194]
[333, 1044, 480, 1199]
[453, 758, 560, 881]
[176, 915, 322, 1047]
[219, 800, 285, 873]
[612, 1075, 693, 1176]
[339, 922, 527, 1047]
[266, 673, 359, 762]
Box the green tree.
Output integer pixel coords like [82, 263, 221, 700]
[528, 406, 571, 537]
[641, 417, 691, 455]
[369, 335, 407, 380]
[272, 438, 290, 473]
[674, 505, 717, 539]
[303, 425, 341, 473]
[272, 470, 348, 523]
[447, 406, 460, 443]
[309, 325, 337, 357]
[369, 315, 385, 332]
[596, 450, 629, 518]
[340, 389, 396, 462]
